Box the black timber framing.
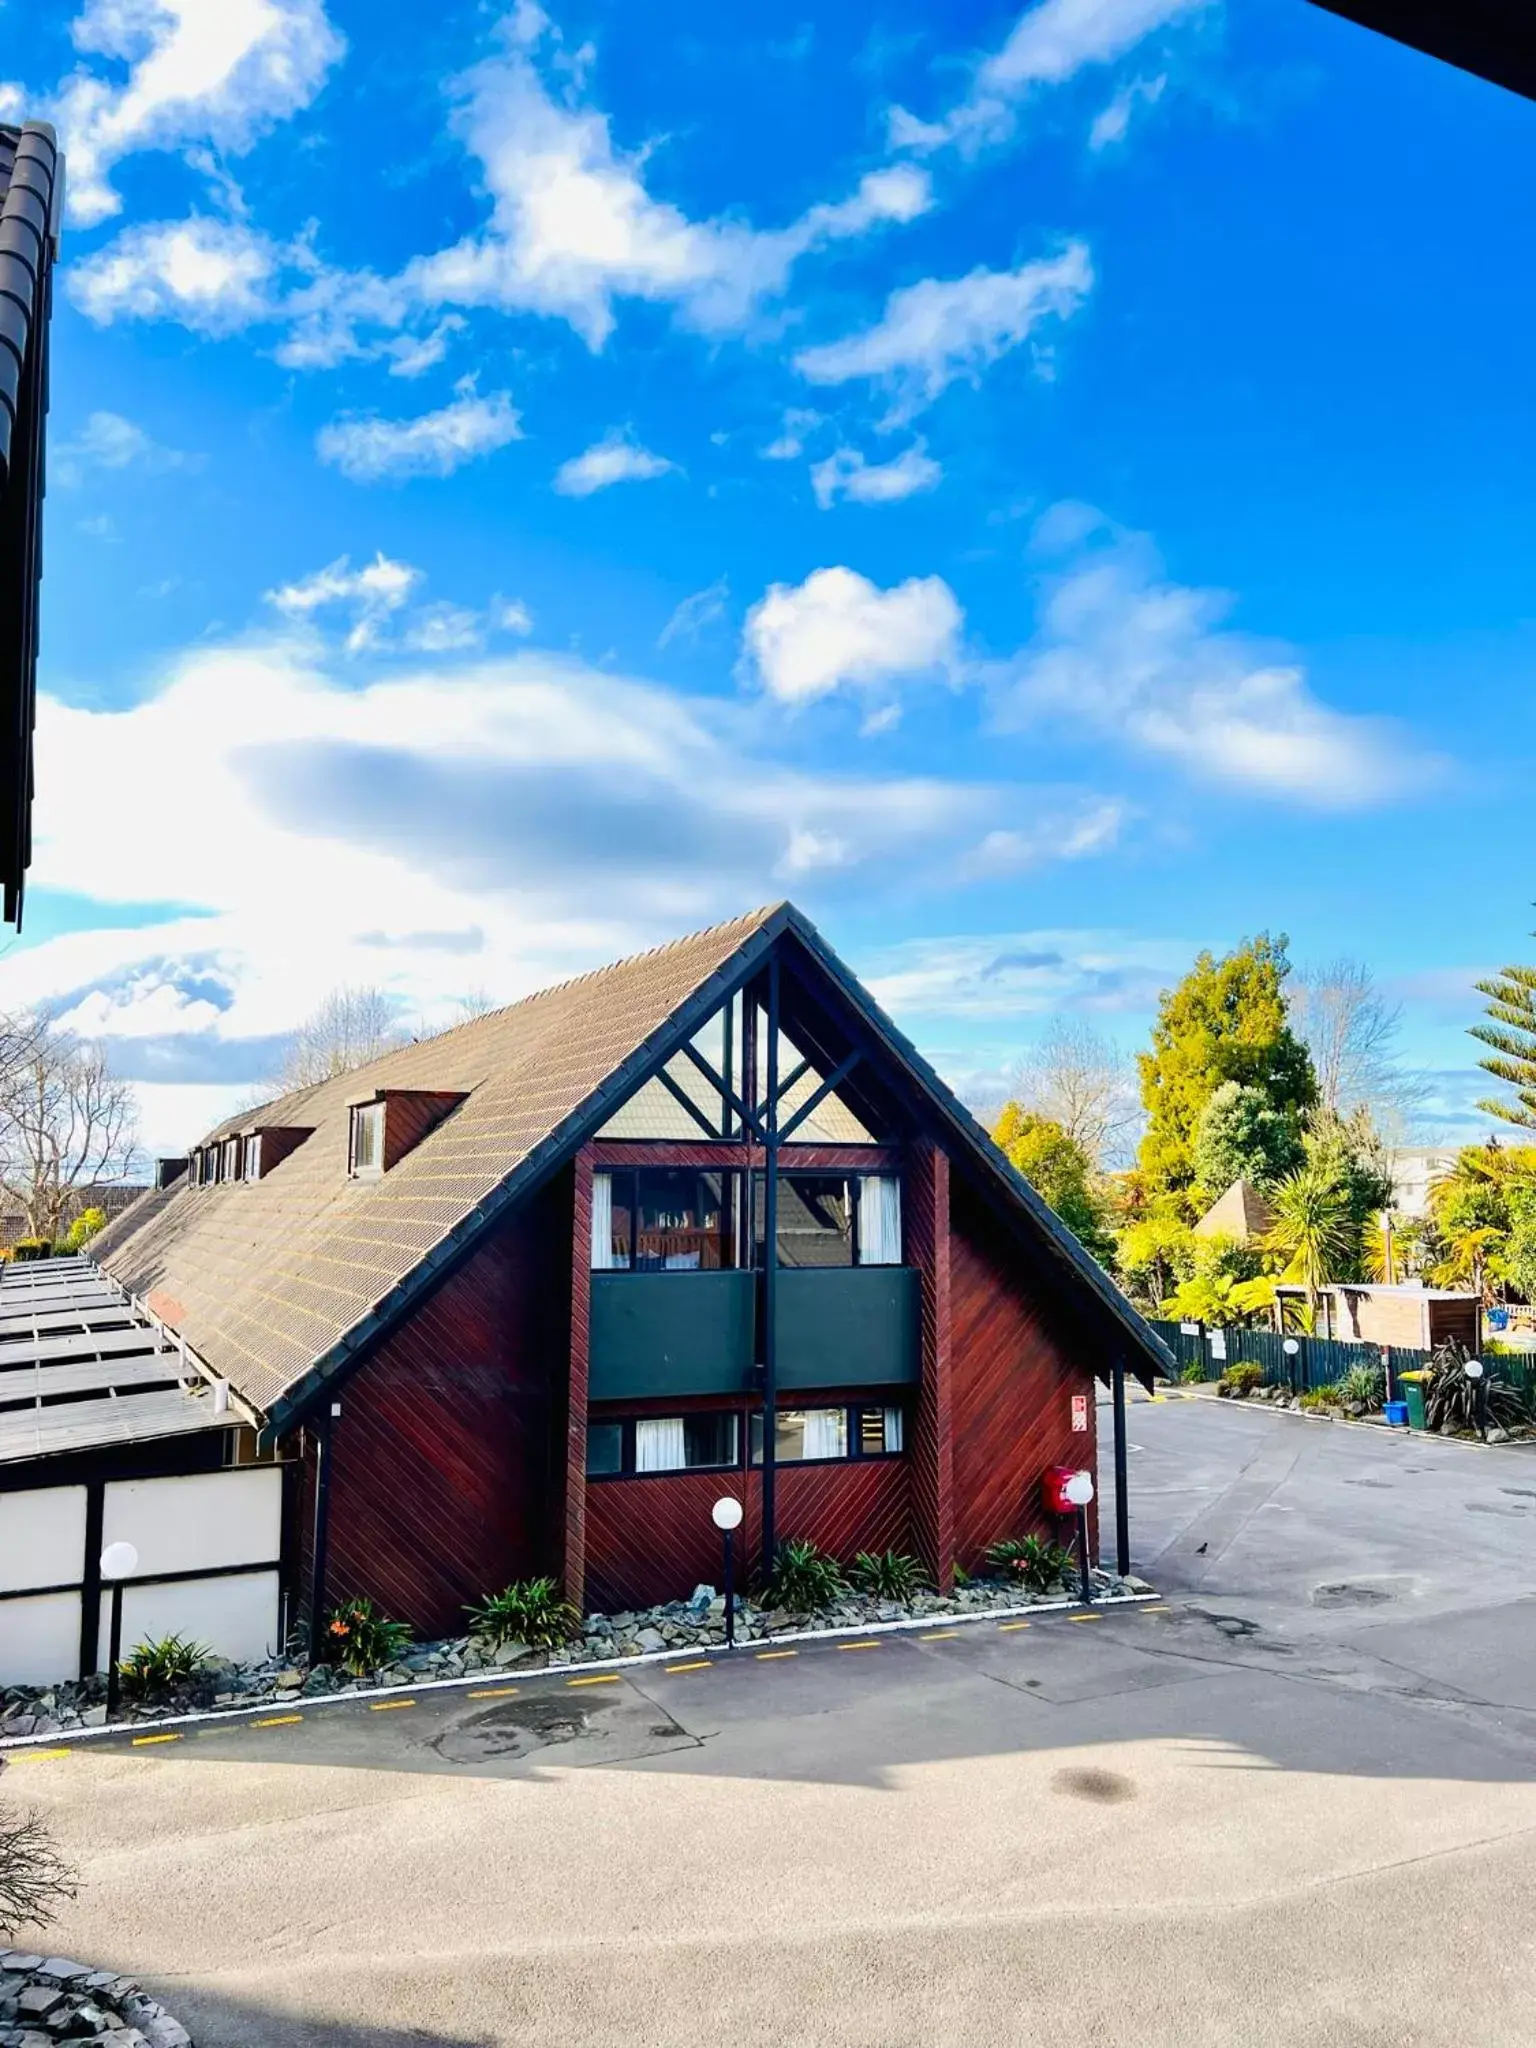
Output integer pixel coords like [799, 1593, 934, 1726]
[1306, 1, 1536, 101]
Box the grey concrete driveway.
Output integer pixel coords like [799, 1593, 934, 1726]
[12, 1396, 1536, 2047]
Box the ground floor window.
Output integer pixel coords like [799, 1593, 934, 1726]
[588, 1403, 906, 1478]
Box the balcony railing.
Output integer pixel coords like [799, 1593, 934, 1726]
[588, 1266, 919, 1403]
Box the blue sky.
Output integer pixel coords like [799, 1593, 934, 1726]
[3, 0, 1533, 1159]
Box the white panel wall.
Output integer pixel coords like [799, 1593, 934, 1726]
[0, 1591, 82, 1686]
[102, 1468, 281, 1575]
[0, 1486, 87, 1592]
[98, 1570, 281, 1669]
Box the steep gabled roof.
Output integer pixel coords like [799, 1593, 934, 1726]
[94, 903, 1169, 1430]
[1195, 1178, 1276, 1243]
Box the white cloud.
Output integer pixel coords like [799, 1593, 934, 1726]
[402, 19, 932, 348]
[810, 442, 941, 510]
[266, 551, 422, 652]
[998, 510, 1437, 806]
[795, 245, 1093, 414]
[658, 578, 730, 650]
[742, 566, 962, 708]
[43, 0, 345, 226]
[860, 927, 1192, 1021]
[69, 216, 284, 331]
[316, 388, 523, 482]
[762, 408, 822, 461]
[1089, 71, 1166, 149]
[402, 603, 485, 654]
[5, 627, 1124, 1142]
[553, 430, 676, 497]
[890, 0, 1205, 155]
[52, 409, 192, 487]
[961, 799, 1128, 876]
[495, 598, 534, 635]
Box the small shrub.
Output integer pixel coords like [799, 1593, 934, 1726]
[1218, 1361, 1265, 1397]
[850, 1550, 928, 1602]
[952, 1562, 971, 1589]
[324, 1595, 412, 1676]
[1299, 1385, 1341, 1412]
[0, 1807, 78, 1939]
[1423, 1341, 1530, 1435]
[1179, 1361, 1206, 1385]
[466, 1577, 579, 1650]
[761, 1537, 846, 1612]
[1336, 1362, 1384, 1409]
[985, 1534, 1075, 1594]
[118, 1632, 211, 1697]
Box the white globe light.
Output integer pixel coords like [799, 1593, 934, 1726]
[1464, 1358, 1485, 1380]
[100, 1540, 139, 1579]
[1282, 1339, 1300, 1356]
[711, 1496, 744, 1531]
[1062, 1470, 1095, 1508]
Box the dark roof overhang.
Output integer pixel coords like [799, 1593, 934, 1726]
[1305, 1, 1536, 101]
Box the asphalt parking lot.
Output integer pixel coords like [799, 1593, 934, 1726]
[12, 1394, 1536, 2046]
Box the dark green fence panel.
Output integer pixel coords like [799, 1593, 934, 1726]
[1150, 1317, 1432, 1394]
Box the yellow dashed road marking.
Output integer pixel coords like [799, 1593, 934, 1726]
[254, 1714, 302, 1728]
[369, 1699, 417, 1711]
[567, 1673, 622, 1687]
[920, 1630, 960, 1642]
[665, 1661, 713, 1675]
[756, 1649, 798, 1661]
[132, 1732, 181, 1745]
[467, 1687, 519, 1699]
[4, 1747, 70, 1763]
[1069, 1613, 1103, 1623]
[838, 1641, 881, 1652]
[998, 1620, 1031, 1632]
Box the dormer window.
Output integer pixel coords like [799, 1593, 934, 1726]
[243, 1134, 262, 1181]
[221, 1137, 242, 1183]
[349, 1101, 385, 1178]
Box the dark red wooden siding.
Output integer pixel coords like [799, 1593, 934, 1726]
[948, 1174, 1099, 1571]
[320, 1175, 572, 1637]
[906, 1138, 954, 1590]
[583, 1457, 910, 1614]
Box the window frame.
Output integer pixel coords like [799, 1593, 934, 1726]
[243, 1133, 262, 1182]
[349, 1100, 386, 1179]
[751, 1169, 904, 1270]
[586, 1402, 908, 1480]
[220, 1136, 242, 1184]
[586, 1410, 746, 1480]
[592, 1166, 741, 1273]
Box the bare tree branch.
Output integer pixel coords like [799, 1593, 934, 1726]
[1008, 1019, 1141, 1168]
[0, 1016, 139, 1241]
[1288, 958, 1428, 1136]
[276, 986, 408, 1090]
[0, 1804, 78, 1940]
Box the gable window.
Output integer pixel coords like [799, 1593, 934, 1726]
[349, 1101, 385, 1177]
[752, 1174, 902, 1269]
[591, 1169, 737, 1271]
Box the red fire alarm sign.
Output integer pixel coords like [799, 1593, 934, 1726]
[1071, 1393, 1089, 1432]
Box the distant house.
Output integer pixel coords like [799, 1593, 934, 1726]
[1275, 1281, 1480, 1353]
[1, 905, 1170, 1686]
[1194, 1179, 1275, 1244]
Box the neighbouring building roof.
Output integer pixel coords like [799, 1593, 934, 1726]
[92, 903, 1171, 1430]
[0, 121, 62, 928]
[1195, 1178, 1276, 1243]
[0, 1255, 241, 1466]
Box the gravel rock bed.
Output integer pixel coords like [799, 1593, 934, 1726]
[0, 1950, 192, 2046]
[0, 1571, 1153, 1738]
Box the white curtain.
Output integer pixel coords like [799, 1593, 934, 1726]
[635, 1418, 688, 1472]
[859, 1177, 902, 1265]
[802, 1407, 847, 1460]
[591, 1173, 615, 1269]
[882, 1407, 904, 1453]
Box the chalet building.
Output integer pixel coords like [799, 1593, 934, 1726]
[1, 906, 1168, 1684]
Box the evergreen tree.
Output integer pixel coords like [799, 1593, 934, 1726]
[1137, 935, 1317, 1200]
[1473, 931, 1536, 1130]
[993, 1104, 1115, 1266]
[1193, 1080, 1305, 1193]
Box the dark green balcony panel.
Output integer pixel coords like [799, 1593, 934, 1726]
[589, 1270, 755, 1400]
[776, 1266, 919, 1389]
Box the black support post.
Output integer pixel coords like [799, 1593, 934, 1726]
[761, 958, 781, 1575]
[307, 1410, 336, 1665]
[1112, 1356, 1131, 1579]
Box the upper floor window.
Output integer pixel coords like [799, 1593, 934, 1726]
[592, 1168, 737, 1271]
[243, 1134, 262, 1182]
[753, 1173, 903, 1268]
[349, 1101, 385, 1177]
[220, 1137, 241, 1183]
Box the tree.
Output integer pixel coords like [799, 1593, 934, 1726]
[1009, 1019, 1139, 1167]
[992, 1104, 1115, 1265]
[1116, 1211, 1197, 1309]
[1289, 957, 1423, 1131]
[64, 1205, 108, 1251]
[0, 1021, 139, 1243]
[1263, 1156, 1356, 1328]
[277, 986, 406, 1090]
[0, 1805, 77, 1939]
[1472, 926, 1536, 1130]
[1165, 1233, 1266, 1326]
[1137, 935, 1317, 1200]
[1425, 1143, 1536, 1299]
[1193, 1081, 1305, 1193]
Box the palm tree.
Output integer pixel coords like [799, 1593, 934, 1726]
[1264, 1160, 1355, 1329]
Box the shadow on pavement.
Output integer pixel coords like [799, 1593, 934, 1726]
[148, 1983, 490, 2048]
